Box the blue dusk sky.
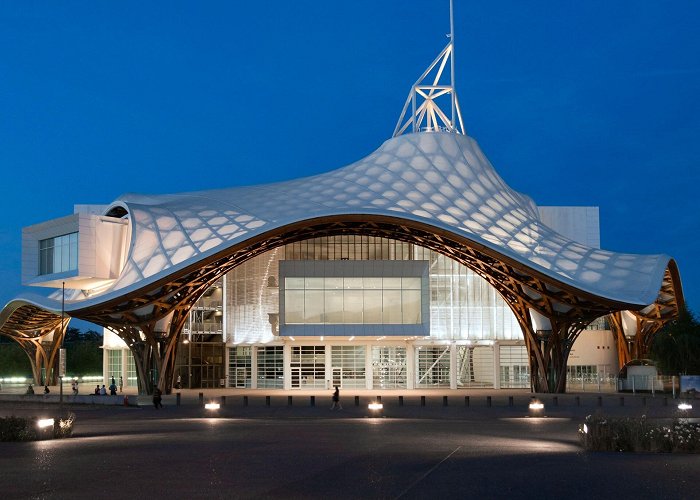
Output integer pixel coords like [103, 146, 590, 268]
[1, 1, 698, 328]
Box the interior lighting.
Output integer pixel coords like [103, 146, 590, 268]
[37, 418, 55, 429]
[678, 402, 693, 411]
[204, 402, 220, 410]
[289, 336, 295, 341]
[348, 336, 355, 341]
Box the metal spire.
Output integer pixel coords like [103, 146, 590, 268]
[393, 0, 465, 137]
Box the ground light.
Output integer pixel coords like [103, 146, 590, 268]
[204, 402, 220, 411]
[677, 402, 693, 411]
[528, 398, 545, 417]
[37, 418, 54, 428]
[368, 402, 384, 417]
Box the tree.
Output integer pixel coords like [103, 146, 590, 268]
[650, 306, 700, 375]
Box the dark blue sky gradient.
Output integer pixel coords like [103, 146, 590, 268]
[1, 1, 698, 326]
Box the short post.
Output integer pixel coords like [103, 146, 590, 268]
[508, 396, 513, 407]
[632, 376, 635, 394]
[486, 396, 492, 407]
[243, 395, 248, 406]
[288, 396, 293, 406]
[399, 395, 404, 406]
[597, 396, 602, 407]
[421, 395, 426, 407]
[198, 392, 204, 407]
[464, 396, 470, 407]
[310, 395, 315, 407]
[266, 395, 271, 407]
[663, 397, 668, 406]
[619, 396, 624, 406]
[221, 395, 226, 406]
[443, 396, 449, 407]
[176, 392, 181, 406]
[672, 376, 677, 398]
[575, 396, 580, 406]
[553, 396, 558, 407]
[354, 395, 359, 407]
[642, 397, 646, 406]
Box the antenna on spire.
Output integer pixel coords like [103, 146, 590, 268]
[393, 0, 465, 137]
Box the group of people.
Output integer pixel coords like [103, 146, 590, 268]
[92, 376, 122, 396]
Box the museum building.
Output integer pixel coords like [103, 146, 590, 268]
[0, 11, 682, 394]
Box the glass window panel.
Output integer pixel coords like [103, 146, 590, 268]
[286, 277, 304, 289]
[402, 277, 421, 290]
[402, 290, 421, 324]
[363, 290, 382, 323]
[344, 290, 363, 323]
[324, 289, 344, 323]
[383, 290, 402, 324]
[304, 290, 324, 323]
[383, 277, 401, 289]
[305, 277, 324, 289]
[285, 290, 305, 324]
[344, 277, 363, 289]
[325, 277, 343, 289]
[363, 277, 382, 289]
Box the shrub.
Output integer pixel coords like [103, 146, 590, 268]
[0, 413, 75, 441]
[579, 414, 700, 453]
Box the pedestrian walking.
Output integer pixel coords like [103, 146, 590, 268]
[71, 379, 79, 395]
[330, 386, 342, 410]
[119, 376, 123, 393]
[153, 387, 163, 409]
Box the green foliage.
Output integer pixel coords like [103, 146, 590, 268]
[0, 413, 75, 441]
[0, 341, 32, 377]
[0, 327, 103, 377]
[579, 414, 700, 453]
[650, 306, 700, 375]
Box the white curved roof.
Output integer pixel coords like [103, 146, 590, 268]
[21, 131, 667, 314]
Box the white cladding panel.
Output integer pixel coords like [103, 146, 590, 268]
[538, 206, 600, 249]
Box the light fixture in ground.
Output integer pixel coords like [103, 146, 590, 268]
[678, 402, 693, 411]
[37, 418, 54, 428]
[205, 402, 220, 410]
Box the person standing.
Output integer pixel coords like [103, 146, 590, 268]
[119, 376, 123, 393]
[330, 386, 342, 410]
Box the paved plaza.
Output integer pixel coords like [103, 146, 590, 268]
[1, 389, 698, 499]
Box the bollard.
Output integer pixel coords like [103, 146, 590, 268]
[486, 396, 492, 407]
[310, 395, 315, 407]
[444, 396, 449, 407]
[243, 395, 248, 406]
[377, 395, 382, 403]
[354, 395, 359, 407]
[464, 396, 470, 407]
[553, 396, 558, 407]
[266, 396, 271, 407]
[619, 396, 624, 406]
[642, 397, 646, 406]
[663, 397, 668, 406]
[176, 393, 181, 406]
[421, 396, 426, 407]
[221, 395, 226, 406]
[399, 396, 404, 406]
[288, 396, 293, 406]
[508, 396, 513, 407]
[575, 396, 580, 406]
[199, 392, 204, 407]
[597, 396, 602, 407]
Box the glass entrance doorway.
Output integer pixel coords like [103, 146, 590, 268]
[290, 346, 326, 389]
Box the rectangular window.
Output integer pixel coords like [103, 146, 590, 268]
[39, 232, 78, 275]
[283, 276, 423, 326]
[257, 346, 284, 389]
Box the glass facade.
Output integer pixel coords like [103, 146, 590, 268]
[174, 234, 537, 390]
[284, 277, 421, 325]
[331, 345, 366, 388]
[257, 346, 284, 388]
[39, 232, 78, 275]
[371, 346, 407, 389]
